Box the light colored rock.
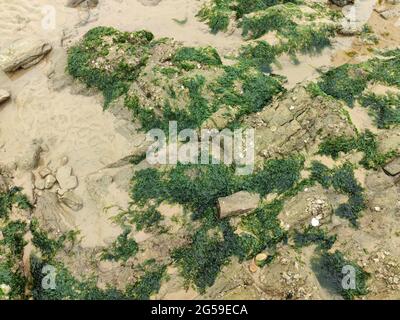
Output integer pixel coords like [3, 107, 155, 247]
[338, 20, 363, 35]
[60, 191, 83, 211]
[0, 38, 52, 72]
[0, 89, 10, 104]
[56, 166, 78, 190]
[44, 175, 57, 189]
[138, 0, 163, 6]
[34, 179, 45, 190]
[39, 167, 52, 178]
[218, 191, 260, 219]
[383, 157, 400, 176]
[380, 8, 400, 20]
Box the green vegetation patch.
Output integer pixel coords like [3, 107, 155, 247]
[68, 26, 285, 131]
[101, 227, 138, 262]
[0, 187, 31, 299]
[294, 226, 337, 250]
[198, 1, 338, 58]
[318, 130, 398, 169]
[132, 156, 303, 218]
[67, 26, 154, 107]
[237, 200, 286, 260]
[0, 187, 31, 220]
[312, 250, 369, 300]
[172, 209, 240, 293]
[359, 92, 400, 129]
[316, 49, 400, 108]
[125, 259, 167, 300]
[310, 162, 366, 227]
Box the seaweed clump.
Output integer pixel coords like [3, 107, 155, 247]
[318, 130, 398, 169]
[310, 162, 366, 227]
[68, 26, 284, 131]
[312, 251, 369, 300]
[0, 187, 31, 300]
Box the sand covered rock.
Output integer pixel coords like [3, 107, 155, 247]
[34, 191, 75, 234]
[0, 38, 52, 72]
[60, 191, 84, 211]
[15, 140, 42, 171]
[218, 191, 260, 219]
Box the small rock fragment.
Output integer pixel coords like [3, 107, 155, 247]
[44, 175, 57, 189]
[0, 89, 10, 104]
[39, 167, 52, 178]
[255, 253, 268, 267]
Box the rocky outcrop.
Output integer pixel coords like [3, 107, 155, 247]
[0, 38, 52, 72]
[0, 89, 10, 104]
[218, 191, 260, 219]
[244, 86, 356, 164]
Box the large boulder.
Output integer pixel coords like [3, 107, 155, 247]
[218, 191, 260, 219]
[0, 38, 52, 72]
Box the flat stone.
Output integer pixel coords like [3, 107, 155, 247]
[56, 166, 78, 190]
[0, 38, 52, 72]
[218, 191, 260, 219]
[39, 167, 52, 178]
[0, 89, 10, 104]
[383, 157, 400, 176]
